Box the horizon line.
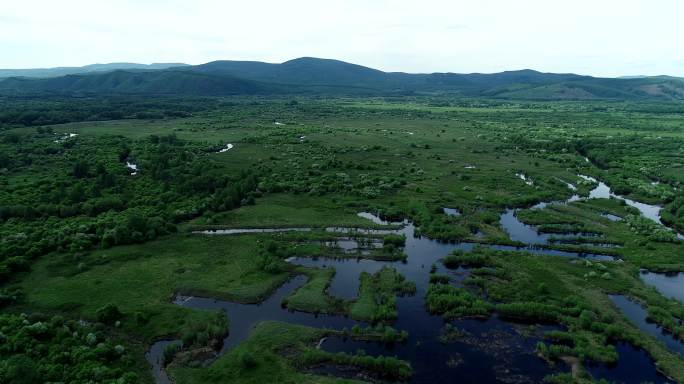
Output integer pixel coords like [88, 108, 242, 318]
[0, 57, 679, 80]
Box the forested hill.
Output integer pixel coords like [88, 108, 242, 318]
[0, 62, 188, 79]
[1, 57, 684, 100]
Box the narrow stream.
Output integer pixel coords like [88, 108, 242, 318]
[609, 295, 684, 357]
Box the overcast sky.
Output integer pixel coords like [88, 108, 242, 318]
[1, 0, 683, 77]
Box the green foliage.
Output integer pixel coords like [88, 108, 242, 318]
[496, 302, 560, 323]
[350, 267, 416, 323]
[0, 97, 215, 129]
[283, 267, 347, 314]
[163, 342, 182, 365]
[180, 312, 228, 348]
[96, 303, 123, 324]
[0, 132, 258, 282]
[3, 58, 684, 101]
[429, 274, 450, 284]
[425, 283, 492, 318]
[0, 313, 138, 383]
[0, 287, 22, 308]
[346, 323, 408, 343]
[624, 214, 678, 243]
[298, 349, 411, 381]
[3, 96, 684, 383]
[443, 249, 493, 269]
[236, 349, 258, 370]
[382, 234, 406, 247]
[256, 241, 289, 274]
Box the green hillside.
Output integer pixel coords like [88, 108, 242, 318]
[1, 57, 684, 100]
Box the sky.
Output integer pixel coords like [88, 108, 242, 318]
[1, 0, 683, 77]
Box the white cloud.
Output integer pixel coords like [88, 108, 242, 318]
[1, 0, 683, 76]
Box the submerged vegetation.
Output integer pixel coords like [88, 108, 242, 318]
[1, 95, 684, 383]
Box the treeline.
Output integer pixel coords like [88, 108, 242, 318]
[425, 283, 492, 318]
[0, 96, 222, 129]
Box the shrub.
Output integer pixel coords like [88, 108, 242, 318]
[442, 250, 491, 269]
[95, 303, 122, 324]
[429, 274, 450, 284]
[237, 349, 258, 369]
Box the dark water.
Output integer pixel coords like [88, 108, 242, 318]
[147, 212, 639, 383]
[150, 213, 584, 383]
[319, 317, 561, 383]
[609, 295, 684, 356]
[147, 172, 684, 383]
[640, 270, 684, 304]
[499, 209, 549, 245]
[154, 240, 565, 383]
[175, 276, 359, 354]
[585, 342, 672, 384]
[499, 208, 616, 253]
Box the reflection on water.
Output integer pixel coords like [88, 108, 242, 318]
[610, 295, 684, 356]
[145, 340, 180, 384]
[640, 270, 684, 304]
[500, 209, 549, 245]
[585, 342, 671, 384]
[150, 213, 612, 383]
[149, 210, 626, 383]
[319, 317, 562, 383]
[581, 175, 679, 234]
[147, 181, 680, 384]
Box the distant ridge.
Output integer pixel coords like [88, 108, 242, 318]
[0, 62, 189, 79]
[1, 57, 683, 100]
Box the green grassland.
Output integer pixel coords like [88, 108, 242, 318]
[18, 235, 291, 340]
[187, 193, 376, 229]
[1, 97, 684, 383]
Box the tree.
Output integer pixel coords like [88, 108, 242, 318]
[96, 303, 122, 324]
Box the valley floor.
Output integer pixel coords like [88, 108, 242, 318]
[2, 97, 684, 383]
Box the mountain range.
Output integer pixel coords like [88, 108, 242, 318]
[0, 63, 189, 79]
[1, 57, 683, 100]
